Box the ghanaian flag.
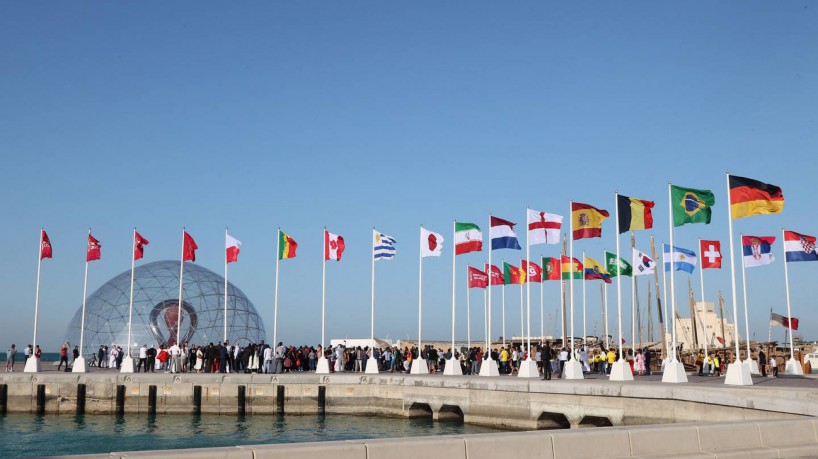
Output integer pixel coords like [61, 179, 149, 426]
[617, 195, 654, 234]
[571, 202, 609, 240]
[278, 230, 298, 260]
[729, 175, 784, 220]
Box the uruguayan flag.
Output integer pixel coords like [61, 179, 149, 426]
[373, 230, 397, 260]
[663, 244, 697, 274]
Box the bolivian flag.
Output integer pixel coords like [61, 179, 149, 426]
[571, 202, 609, 240]
[729, 175, 784, 220]
[560, 255, 583, 280]
[278, 230, 298, 260]
[617, 195, 654, 234]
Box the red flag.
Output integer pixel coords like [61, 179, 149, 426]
[484, 264, 504, 286]
[542, 257, 561, 281]
[183, 231, 198, 262]
[134, 231, 149, 261]
[87, 234, 101, 262]
[621, 338, 626, 344]
[716, 337, 725, 345]
[700, 240, 722, 269]
[790, 317, 800, 331]
[468, 266, 488, 289]
[325, 230, 345, 261]
[522, 259, 542, 283]
[40, 229, 52, 260]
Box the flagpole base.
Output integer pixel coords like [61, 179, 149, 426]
[724, 361, 753, 386]
[479, 357, 500, 377]
[785, 358, 804, 376]
[443, 358, 462, 376]
[562, 360, 584, 380]
[316, 357, 330, 374]
[660, 358, 668, 372]
[410, 358, 428, 375]
[609, 360, 634, 381]
[661, 359, 688, 383]
[517, 358, 539, 378]
[745, 358, 761, 375]
[71, 357, 87, 373]
[23, 358, 40, 373]
[365, 359, 379, 374]
[120, 356, 135, 374]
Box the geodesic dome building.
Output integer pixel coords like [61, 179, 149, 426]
[65, 260, 266, 358]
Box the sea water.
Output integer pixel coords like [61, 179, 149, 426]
[0, 413, 506, 458]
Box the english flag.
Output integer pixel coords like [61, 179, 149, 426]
[420, 227, 444, 257]
[40, 229, 52, 260]
[527, 209, 562, 245]
[325, 230, 345, 261]
[183, 231, 198, 262]
[134, 231, 149, 261]
[226, 233, 241, 264]
[87, 233, 101, 262]
[700, 240, 722, 269]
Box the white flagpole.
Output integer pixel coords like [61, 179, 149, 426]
[560, 254, 566, 346]
[224, 227, 229, 343]
[739, 232, 753, 367]
[322, 228, 327, 352]
[121, 229, 138, 374]
[699, 238, 707, 356]
[661, 244, 669, 347]
[273, 228, 280, 348]
[502, 263, 506, 348]
[782, 228, 801, 374]
[418, 225, 423, 351]
[631, 233, 636, 352]
[451, 221, 456, 356]
[177, 228, 186, 346]
[525, 208, 532, 359]
[615, 193, 624, 362]
[483, 288, 487, 349]
[487, 216, 492, 356]
[371, 228, 376, 342]
[582, 250, 587, 348]
[569, 202, 575, 357]
[467, 267, 471, 349]
[663, 182, 687, 383]
[519, 264, 524, 350]
[77, 228, 91, 370]
[26, 229, 44, 373]
[540, 271, 544, 343]
[604, 281, 609, 349]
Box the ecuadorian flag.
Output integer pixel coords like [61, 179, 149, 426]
[583, 257, 612, 283]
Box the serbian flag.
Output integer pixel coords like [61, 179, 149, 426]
[183, 231, 198, 262]
[784, 230, 818, 263]
[542, 257, 561, 281]
[134, 231, 149, 261]
[468, 266, 488, 289]
[226, 233, 241, 263]
[742, 235, 775, 268]
[40, 229, 52, 260]
[503, 262, 526, 285]
[571, 202, 609, 240]
[729, 175, 784, 220]
[325, 230, 345, 261]
[527, 209, 562, 245]
[490, 216, 522, 251]
[278, 230, 297, 260]
[561, 255, 583, 280]
[700, 240, 722, 269]
[87, 233, 101, 262]
[485, 264, 504, 286]
[770, 312, 799, 330]
[522, 259, 542, 283]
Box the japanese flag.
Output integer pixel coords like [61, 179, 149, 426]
[421, 227, 444, 257]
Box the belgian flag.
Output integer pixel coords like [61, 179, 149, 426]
[729, 175, 784, 220]
[617, 194, 655, 234]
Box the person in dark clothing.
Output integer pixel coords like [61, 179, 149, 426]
[219, 343, 230, 373]
[644, 349, 653, 376]
[146, 345, 157, 372]
[758, 348, 767, 377]
[541, 342, 552, 380]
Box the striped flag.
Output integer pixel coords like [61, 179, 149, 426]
[373, 230, 397, 260]
[490, 216, 521, 250]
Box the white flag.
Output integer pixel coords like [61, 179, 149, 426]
[632, 248, 656, 276]
[527, 209, 562, 245]
[420, 227, 444, 257]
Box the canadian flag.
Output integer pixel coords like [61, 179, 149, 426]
[325, 230, 345, 261]
[420, 227, 444, 257]
[226, 233, 241, 264]
[87, 233, 101, 262]
[700, 240, 722, 269]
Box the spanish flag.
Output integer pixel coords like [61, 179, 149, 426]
[572, 202, 609, 240]
[278, 230, 298, 260]
[729, 175, 784, 220]
[617, 195, 654, 234]
[560, 255, 583, 280]
[503, 262, 526, 285]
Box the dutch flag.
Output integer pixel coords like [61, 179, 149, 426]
[490, 216, 522, 251]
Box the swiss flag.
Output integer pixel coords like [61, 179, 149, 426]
[134, 231, 149, 261]
[700, 240, 722, 269]
[40, 229, 52, 260]
[183, 231, 198, 262]
[87, 233, 101, 262]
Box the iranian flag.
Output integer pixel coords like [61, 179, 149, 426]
[455, 222, 482, 255]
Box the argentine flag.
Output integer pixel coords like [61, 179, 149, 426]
[373, 230, 397, 260]
[663, 244, 697, 274]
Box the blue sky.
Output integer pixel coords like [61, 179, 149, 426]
[1, 2, 817, 351]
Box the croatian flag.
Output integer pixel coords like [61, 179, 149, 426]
[742, 235, 775, 268]
[784, 230, 818, 263]
[663, 244, 697, 274]
[490, 216, 522, 251]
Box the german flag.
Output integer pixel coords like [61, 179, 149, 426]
[278, 230, 298, 260]
[729, 175, 784, 220]
[617, 194, 654, 234]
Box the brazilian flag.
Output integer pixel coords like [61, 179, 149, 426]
[671, 185, 715, 226]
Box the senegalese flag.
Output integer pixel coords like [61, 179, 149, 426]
[278, 230, 298, 260]
[503, 262, 526, 285]
[542, 257, 561, 281]
[560, 255, 583, 279]
[671, 185, 715, 227]
[617, 194, 654, 234]
[729, 175, 784, 220]
[571, 202, 609, 240]
[584, 256, 612, 283]
[604, 251, 632, 277]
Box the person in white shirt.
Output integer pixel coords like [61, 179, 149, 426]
[169, 343, 181, 373]
[274, 342, 286, 373]
[263, 345, 273, 374]
[138, 345, 148, 372]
